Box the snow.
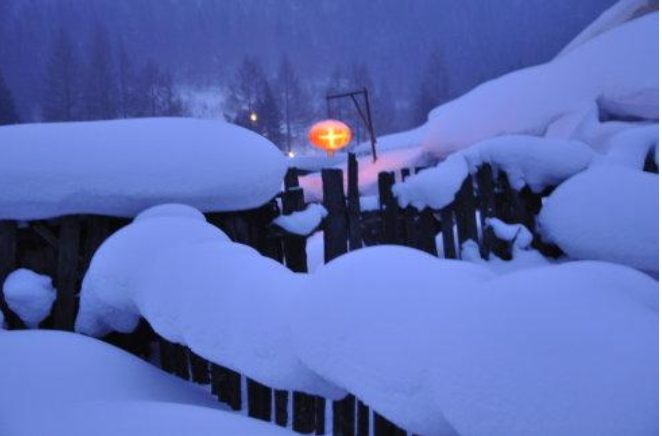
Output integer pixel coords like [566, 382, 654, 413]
[392, 152, 468, 210]
[598, 124, 659, 169]
[558, 0, 657, 57]
[293, 246, 495, 435]
[539, 166, 658, 272]
[273, 203, 327, 236]
[423, 13, 658, 157]
[76, 204, 231, 337]
[430, 262, 658, 436]
[394, 135, 594, 211]
[77, 204, 342, 397]
[0, 118, 287, 220]
[2, 269, 56, 328]
[0, 330, 298, 436]
[359, 195, 380, 212]
[137, 240, 343, 398]
[306, 231, 325, 272]
[293, 246, 658, 435]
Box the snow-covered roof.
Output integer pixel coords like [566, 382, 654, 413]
[0, 118, 287, 220]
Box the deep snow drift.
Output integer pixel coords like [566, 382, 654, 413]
[539, 166, 659, 272]
[0, 330, 299, 436]
[0, 118, 287, 220]
[293, 247, 658, 436]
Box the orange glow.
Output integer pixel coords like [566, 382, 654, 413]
[308, 120, 352, 154]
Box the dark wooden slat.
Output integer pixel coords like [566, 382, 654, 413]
[293, 392, 316, 434]
[440, 205, 457, 259]
[347, 153, 362, 251]
[333, 394, 356, 436]
[378, 172, 399, 245]
[322, 169, 348, 262]
[188, 349, 210, 385]
[275, 390, 289, 427]
[0, 220, 21, 329]
[54, 215, 81, 330]
[314, 396, 326, 435]
[247, 378, 272, 422]
[282, 188, 308, 273]
[454, 176, 479, 257]
[357, 400, 370, 436]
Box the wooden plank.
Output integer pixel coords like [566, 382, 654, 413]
[440, 205, 457, 259]
[285, 167, 300, 189]
[0, 220, 21, 328]
[293, 392, 316, 434]
[247, 378, 272, 422]
[476, 164, 497, 259]
[373, 412, 406, 436]
[357, 400, 370, 436]
[378, 172, 399, 244]
[418, 208, 439, 256]
[54, 215, 81, 330]
[188, 349, 210, 385]
[333, 394, 356, 436]
[282, 188, 308, 273]
[322, 169, 348, 262]
[275, 390, 289, 427]
[314, 396, 326, 435]
[347, 153, 362, 251]
[454, 176, 479, 258]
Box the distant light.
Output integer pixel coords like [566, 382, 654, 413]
[249, 112, 258, 123]
[287, 151, 296, 158]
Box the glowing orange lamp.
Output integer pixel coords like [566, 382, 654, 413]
[308, 119, 352, 156]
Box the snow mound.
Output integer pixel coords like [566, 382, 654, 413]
[137, 241, 343, 398]
[0, 118, 287, 220]
[598, 124, 659, 169]
[431, 262, 658, 436]
[134, 203, 207, 222]
[394, 135, 594, 211]
[292, 246, 495, 435]
[76, 205, 230, 337]
[273, 203, 328, 236]
[2, 269, 56, 328]
[539, 166, 658, 272]
[0, 330, 297, 436]
[293, 248, 657, 435]
[423, 13, 658, 157]
[558, 0, 658, 57]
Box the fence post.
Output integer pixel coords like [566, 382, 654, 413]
[275, 390, 289, 427]
[378, 172, 399, 244]
[373, 412, 407, 436]
[0, 220, 20, 328]
[282, 188, 308, 273]
[440, 205, 457, 259]
[454, 176, 479, 258]
[322, 169, 348, 262]
[247, 378, 272, 422]
[293, 391, 316, 434]
[188, 349, 210, 385]
[476, 164, 497, 259]
[333, 394, 356, 436]
[285, 167, 301, 189]
[347, 153, 362, 251]
[357, 400, 370, 436]
[54, 215, 81, 330]
[314, 396, 326, 435]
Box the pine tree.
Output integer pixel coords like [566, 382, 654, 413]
[116, 39, 136, 118]
[43, 29, 81, 122]
[226, 57, 267, 130]
[255, 80, 283, 148]
[412, 46, 450, 125]
[84, 24, 118, 120]
[276, 55, 310, 152]
[135, 60, 183, 117]
[0, 69, 19, 125]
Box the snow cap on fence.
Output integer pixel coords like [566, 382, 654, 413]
[0, 118, 288, 220]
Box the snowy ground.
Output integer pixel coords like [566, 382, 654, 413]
[0, 2, 658, 435]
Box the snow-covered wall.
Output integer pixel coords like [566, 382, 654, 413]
[0, 118, 287, 220]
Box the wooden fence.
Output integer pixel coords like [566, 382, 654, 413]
[0, 151, 657, 436]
